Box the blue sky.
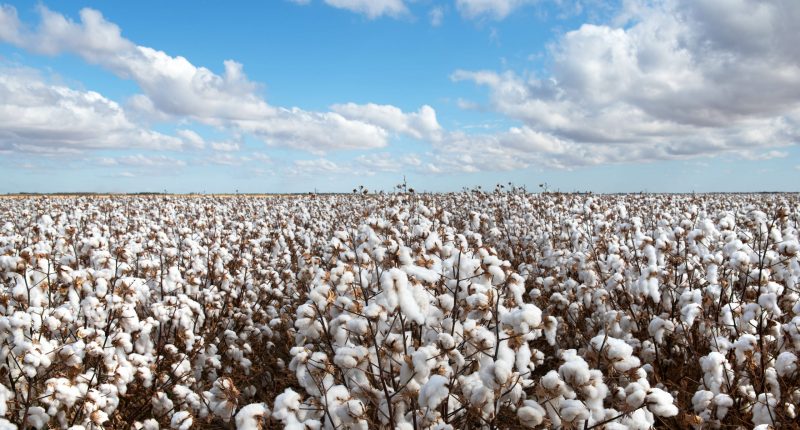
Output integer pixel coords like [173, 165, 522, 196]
[0, 0, 798, 193]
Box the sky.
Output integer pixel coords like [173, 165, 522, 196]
[0, 0, 798, 193]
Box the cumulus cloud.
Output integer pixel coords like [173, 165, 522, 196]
[429, 7, 445, 26]
[0, 69, 185, 153]
[0, 4, 431, 153]
[289, 158, 348, 176]
[210, 141, 241, 152]
[98, 154, 187, 168]
[323, 0, 409, 19]
[331, 103, 443, 141]
[453, 0, 800, 165]
[455, 0, 536, 20]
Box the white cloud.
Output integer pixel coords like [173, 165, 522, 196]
[323, 0, 409, 19]
[176, 129, 205, 149]
[98, 154, 187, 168]
[289, 158, 347, 176]
[210, 141, 241, 152]
[0, 68, 184, 152]
[207, 153, 249, 166]
[455, 0, 536, 20]
[452, 0, 800, 166]
[0, 5, 422, 153]
[331, 103, 443, 141]
[429, 7, 445, 26]
[235, 108, 389, 153]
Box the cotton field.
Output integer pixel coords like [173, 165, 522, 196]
[0, 192, 798, 429]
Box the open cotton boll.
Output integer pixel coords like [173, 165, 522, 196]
[648, 317, 674, 344]
[501, 303, 542, 334]
[25, 406, 49, 429]
[419, 374, 450, 410]
[235, 403, 269, 430]
[559, 350, 591, 387]
[714, 393, 733, 419]
[203, 377, 239, 422]
[752, 393, 777, 426]
[590, 335, 640, 372]
[273, 388, 302, 421]
[681, 303, 703, 327]
[380, 268, 427, 324]
[559, 399, 590, 424]
[170, 411, 192, 430]
[645, 388, 678, 417]
[775, 351, 798, 377]
[517, 400, 546, 427]
[692, 390, 714, 413]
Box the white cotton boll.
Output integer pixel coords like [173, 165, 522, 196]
[714, 393, 733, 419]
[515, 342, 532, 375]
[333, 347, 361, 369]
[541, 370, 568, 396]
[559, 350, 591, 387]
[619, 407, 655, 430]
[625, 382, 648, 408]
[142, 419, 159, 430]
[692, 390, 714, 413]
[502, 303, 542, 334]
[681, 303, 702, 326]
[236, 403, 269, 430]
[419, 374, 449, 410]
[152, 392, 174, 416]
[590, 335, 640, 372]
[648, 317, 674, 344]
[204, 377, 239, 422]
[700, 351, 732, 395]
[437, 333, 456, 350]
[0, 385, 12, 416]
[381, 268, 427, 324]
[543, 315, 557, 345]
[734, 334, 758, 364]
[346, 317, 369, 336]
[775, 351, 798, 377]
[517, 400, 546, 427]
[273, 388, 302, 421]
[560, 399, 590, 424]
[752, 393, 777, 426]
[758, 292, 782, 316]
[26, 406, 49, 429]
[170, 411, 193, 430]
[645, 388, 678, 417]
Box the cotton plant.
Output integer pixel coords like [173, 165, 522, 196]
[1, 192, 798, 427]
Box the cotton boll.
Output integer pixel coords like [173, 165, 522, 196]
[648, 317, 674, 344]
[559, 399, 590, 424]
[775, 351, 798, 377]
[170, 411, 193, 430]
[559, 350, 591, 387]
[25, 406, 49, 429]
[752, 393, 777, 426]
[692, 390, 714, 413]
[714, 393, 733, 419]
[645, 388, 678, 417]
[681, 303, 703, 327]
[590, 335, 640, 372]
[273, 388, 302, 422]
[419, 375, 450, 410]
[203, 377, 239, 422]
[502, 303, 542, 334]
[517, 400, 546, 427]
